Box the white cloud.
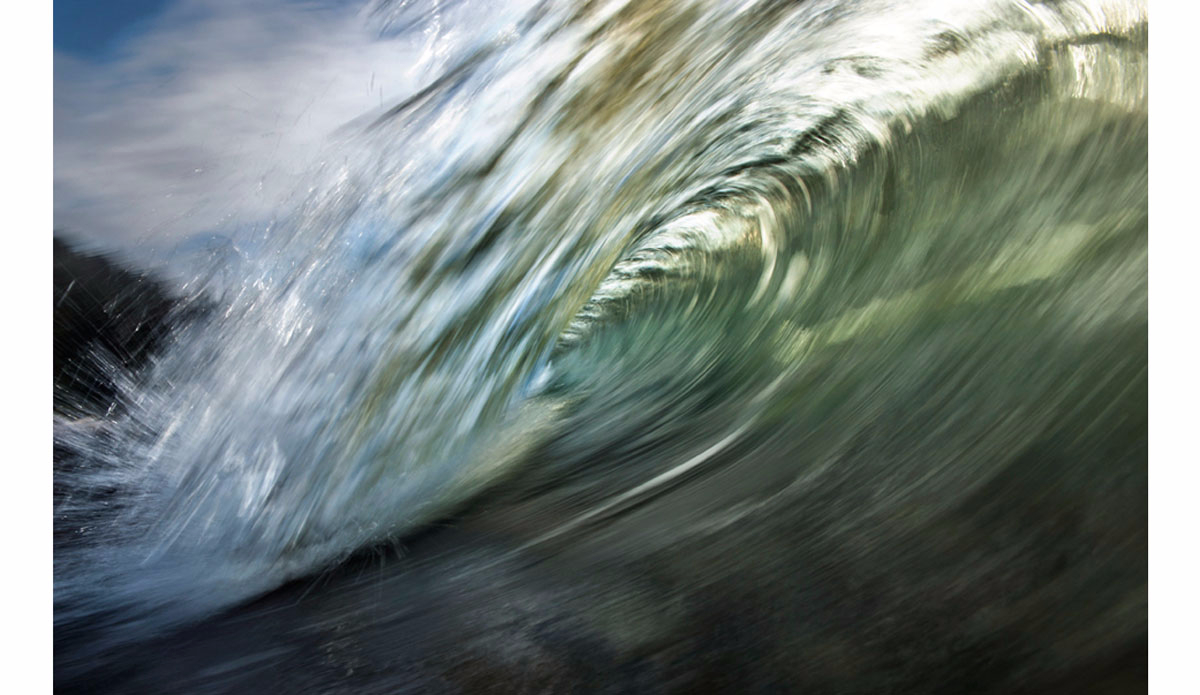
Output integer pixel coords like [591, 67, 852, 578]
[53, 0, 513, 255]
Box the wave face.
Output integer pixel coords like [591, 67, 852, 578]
[54, 0, 1147, 684]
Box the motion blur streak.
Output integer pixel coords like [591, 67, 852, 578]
[53, 0, 1147, 691]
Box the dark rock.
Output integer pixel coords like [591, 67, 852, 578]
[53, 236, 179, 416]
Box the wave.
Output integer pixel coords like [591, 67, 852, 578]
[54, 0, 1147, 681]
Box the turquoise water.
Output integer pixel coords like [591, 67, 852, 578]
[54, 0, 1146, 688]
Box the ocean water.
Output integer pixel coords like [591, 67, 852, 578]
[53, 0, 1147, 691]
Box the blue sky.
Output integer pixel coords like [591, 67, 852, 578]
[54, 0, 173, 58]
[53, 0, 423, 251]
[52, 0, 533, 254]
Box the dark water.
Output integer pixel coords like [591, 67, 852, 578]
[54, 0, 1147, 691]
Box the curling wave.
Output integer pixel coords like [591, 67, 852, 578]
[54, 0, 1147, 676]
